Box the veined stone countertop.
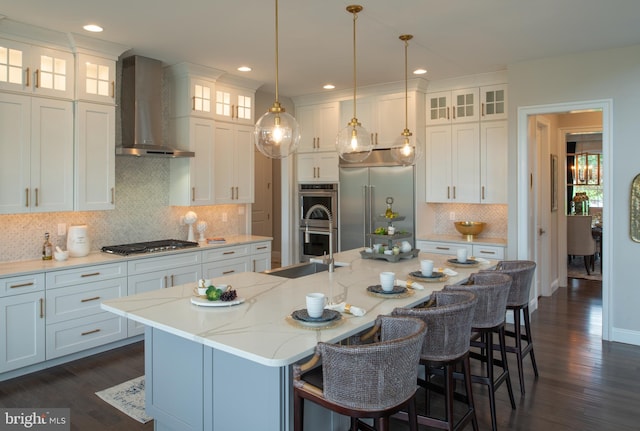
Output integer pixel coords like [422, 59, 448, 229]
[0, 235, 272, 278]
[101, 248, 496, 367]
[418, 234, 507, 247]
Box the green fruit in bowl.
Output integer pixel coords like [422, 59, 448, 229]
[206, 286, 222, 301]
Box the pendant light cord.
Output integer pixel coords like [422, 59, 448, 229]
[404, 36, 408, 130]
[274, 0, 280, 104]
[352, 9, 357, 120]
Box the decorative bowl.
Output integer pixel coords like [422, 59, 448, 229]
[454, 221, 486, 240]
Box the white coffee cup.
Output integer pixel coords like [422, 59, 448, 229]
[456, 248, 468, 263]
[379, 272, 396, 292]
[306, 293, 327, 318]
[420, 259, 434, 277]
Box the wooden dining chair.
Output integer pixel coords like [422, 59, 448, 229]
[293, 315, 427, 431]
[567, 215, 597, 275]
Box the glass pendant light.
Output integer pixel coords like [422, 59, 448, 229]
[336, 5, 373, 163]
[390, 34, 422, 166]
[254, 0, 300, 159]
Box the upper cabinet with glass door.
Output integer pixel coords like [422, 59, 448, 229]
[75, 53, 115, 104]
[426, 84, 507, 125]
[165, 62, 225, 120]
[214, 76, 261, 125]
[0, 38, 74, 99]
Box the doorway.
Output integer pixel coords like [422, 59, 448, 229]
[517, 100, 612, 341]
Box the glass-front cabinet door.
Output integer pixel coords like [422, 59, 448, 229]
[76, 53, 115, 104]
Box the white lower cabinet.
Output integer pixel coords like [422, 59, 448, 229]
[416, 240, 504, 260]
[201, 241, 272, 277]
[0, 273, 45, 373]
[251, 242, 272, 273]
[45, 263, 127, 359]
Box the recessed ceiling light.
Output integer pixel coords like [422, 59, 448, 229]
[413, 68, 427, 75]
[83, 24, 103, 33]
[323, 84, 335, 90]
[237, 66, 252, 72]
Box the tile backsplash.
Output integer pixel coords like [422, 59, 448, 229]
[0, 157, 247, 263]
[426, 203, 508, 238]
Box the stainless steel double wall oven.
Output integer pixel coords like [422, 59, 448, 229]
[298, 183, 338, 262]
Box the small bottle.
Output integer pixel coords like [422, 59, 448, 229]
[42, 233, 53, 260]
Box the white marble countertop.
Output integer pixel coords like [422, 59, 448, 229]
[0, 235, 272, 278]
[101, 248, 495, 367]
[418, 234, 507, 246]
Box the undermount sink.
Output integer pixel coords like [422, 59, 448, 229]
[263, 261, 337, 279]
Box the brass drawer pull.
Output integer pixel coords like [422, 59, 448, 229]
[81, 296, 101, 303]
[81, 272, 101, 278]
[435, 246, 450, 250]
[81, 329, 101, 336]
[40, 298, 44, 318]
[10, 282, 35, 289]
[256, 246, 267, 250]
[478, 250, 496, 255]
[222, 270, 235, 275]
[223, 251, 235, 255]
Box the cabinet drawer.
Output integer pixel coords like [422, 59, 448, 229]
[201, 245, 251, 263]
[45, 312, 126, 359]
[418, 241, 472, 256]
[202, 257, 250, 278]
[472, 245, 504, 260]
[46, 262, 127, 289]
[45, 277, 126, 324]
[0, 273, 44, 297]
[127, 251, 201, 275]
[251, 242, 271, 254]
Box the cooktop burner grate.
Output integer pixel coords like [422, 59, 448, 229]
[101, 239, 199, 256]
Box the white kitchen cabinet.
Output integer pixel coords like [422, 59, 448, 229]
[480, 84, 507, 121]
[251, 242, 272, 272]
[296, 102, 340, 152]
[0, 273, 45, 373]
[296, 152, 339, 183]
[480, 120, 508, 203]
[0, 38, 74, 99]
[214, 82, 254, 124]
[214, 122, 254, 203]
[426, 88, 479, 125]
[170, 116, 216, 206]
[425, 123, 480, 203]
[417, 240, 473, 257]
[0, 93, 73, 214]
[416, 240, 504, 260]
[426, 85, 507, 126]
[166, 63, 223, 119]
[340, 92, 415, 148]
[75, 53, 116, 104]
[75, 102, 116, 210]
[127, 253, 202, 336]
[201, 241, 271, 277]
[44, 262, 128, 359]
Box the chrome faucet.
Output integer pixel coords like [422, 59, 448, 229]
[303, 204, 334, 273]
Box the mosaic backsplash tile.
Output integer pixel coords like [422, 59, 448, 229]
[431, 203, 508, 238]
[0, 157, 247, 262]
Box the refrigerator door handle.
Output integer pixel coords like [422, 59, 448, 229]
[368, 185, 375, 246]
[363, 185, 369, 246]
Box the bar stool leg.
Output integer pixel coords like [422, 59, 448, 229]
[522, 306, 539, 378]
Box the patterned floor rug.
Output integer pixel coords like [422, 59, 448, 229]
[567, 255, 602, 281]
[95, 376, 153, 424]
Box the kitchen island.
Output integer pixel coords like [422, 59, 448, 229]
[101, 248, 494, 431]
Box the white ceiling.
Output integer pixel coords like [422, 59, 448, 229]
[2, 0, 640, 98]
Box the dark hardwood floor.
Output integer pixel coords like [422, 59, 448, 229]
[1, 277, 639, 430]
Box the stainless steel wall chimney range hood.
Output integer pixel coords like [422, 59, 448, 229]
[117, 55, 194, 157]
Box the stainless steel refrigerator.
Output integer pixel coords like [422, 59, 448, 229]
[339, 149, 415, 251]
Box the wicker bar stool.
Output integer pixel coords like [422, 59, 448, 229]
[293, 315, 427, 431]
[392, 290, 479, 431]
[445, 272, 516, 431]
[485, 260, 539, 395]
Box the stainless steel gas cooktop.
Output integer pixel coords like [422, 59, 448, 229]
[101, 239, 199, 256]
